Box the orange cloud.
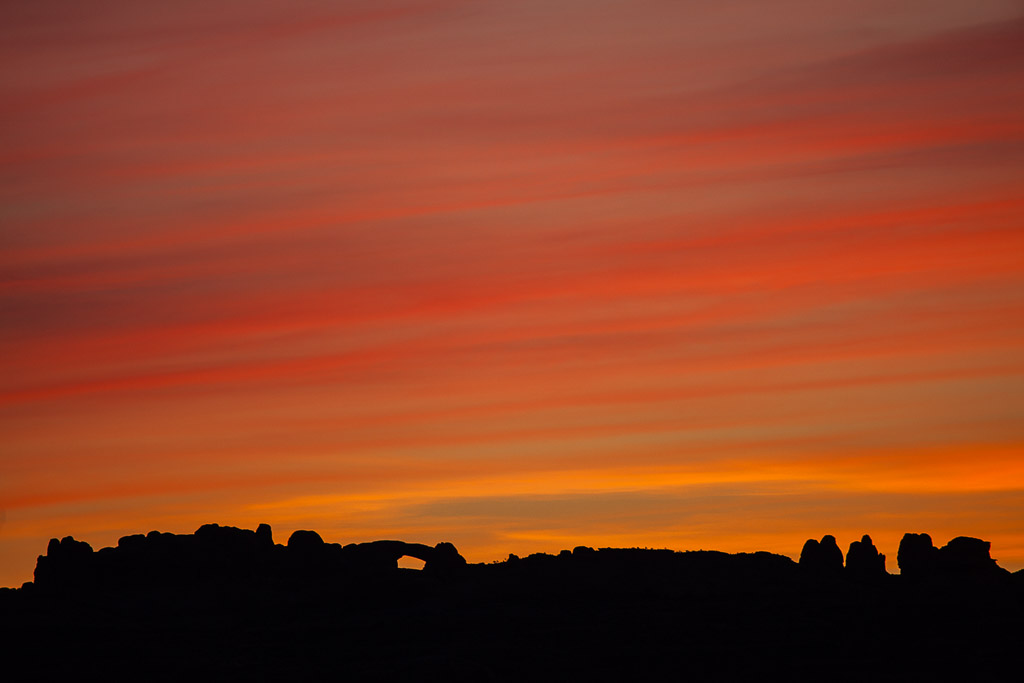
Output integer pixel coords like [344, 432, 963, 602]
[3, 1, 1023, 588]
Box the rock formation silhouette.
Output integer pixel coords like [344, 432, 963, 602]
[4, 525, 1021, 682]
[938, 536, 1003, 576]
[286, 528, 324, 549]
[846, 534, 886, 578]
[798, 533, 844, 574]
[897, 532, 939, 578]
[29, 523, 471, 596]
[32, 536, 94, 589]
[898, 532, 1007, 580]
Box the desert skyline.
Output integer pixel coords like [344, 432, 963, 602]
[2, 0, 1023, 587]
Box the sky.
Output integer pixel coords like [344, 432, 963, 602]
[2, 0, 1023, 586]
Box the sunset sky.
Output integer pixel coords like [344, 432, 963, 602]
[2, 1, 1024, 586]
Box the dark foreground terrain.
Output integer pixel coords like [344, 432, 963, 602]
[2, 525, 1021, 681]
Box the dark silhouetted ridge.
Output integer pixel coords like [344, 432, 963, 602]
[2, 525, 1021, 681]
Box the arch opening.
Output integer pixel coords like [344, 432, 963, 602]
[398, 555, 425, 570]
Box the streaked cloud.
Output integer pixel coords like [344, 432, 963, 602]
[2, 1, 1023, 586]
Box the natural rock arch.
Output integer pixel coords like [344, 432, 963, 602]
[344, 540, 467, 576]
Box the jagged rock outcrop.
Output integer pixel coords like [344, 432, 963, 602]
[898, 533, 1006, 580]
[938, 536, 1003, 577]
[799, 534, 844, 574]
[846, 534, 886, 577]
[34, 536, 94, 589]
[96, 524, 279, 589]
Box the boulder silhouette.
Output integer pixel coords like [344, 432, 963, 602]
[846, 534, 886, 577]
[897, 533, 938, 578]
[287, 529, 325, 550]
